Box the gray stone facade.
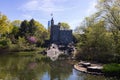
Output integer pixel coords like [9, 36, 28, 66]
[50, 18, 73, 45]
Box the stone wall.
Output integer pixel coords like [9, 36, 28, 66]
[50, 25, 60, 43]
[50, 22, 73, 45]
[59, 30, 72, 45]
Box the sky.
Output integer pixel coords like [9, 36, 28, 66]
[0, 0, 97, 29]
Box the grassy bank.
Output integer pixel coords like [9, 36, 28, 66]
[103, 63, 120, 77]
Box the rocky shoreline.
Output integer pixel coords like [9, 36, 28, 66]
[74, 61, 104, 75]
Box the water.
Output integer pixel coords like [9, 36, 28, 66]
[0, 54, 118, 80]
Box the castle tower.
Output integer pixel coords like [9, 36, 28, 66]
[50, 17, 60, 44]
[49, 17, 73, 45]
[51, 18, 54, 26]
[50, 17, 54, 41]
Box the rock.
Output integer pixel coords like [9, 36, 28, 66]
[80, 61, 91, 67]
[47, 44, 62, 61]
[87, 66, 103, 73]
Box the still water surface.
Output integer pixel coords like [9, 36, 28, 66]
[0, 55, 118, 80]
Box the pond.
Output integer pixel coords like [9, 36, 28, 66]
[0, 54, 118, 80]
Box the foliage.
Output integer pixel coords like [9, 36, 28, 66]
[27, 36, 37, 44]
[75, 20, 114, 62]
[74, 0, 120, 63]
[0, 37, 11, 49]
[17, 37, 38, 51]
[60, 22, 70, 29]
[19, 20, 29, 37]
[18, 19, 49, 46]
[58, 54, 69, 59]
[85, 21, 113, 53]
[17, 37, 28, 49]
[11, 20, 21, 27]
[9, 22, 19, 43]
[103, 63, 120, 76]
[0, 12, 49, 52]
[97, 0, 120, 55]
[0, 13, 13, 35]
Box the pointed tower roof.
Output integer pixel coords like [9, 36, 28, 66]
[51, 17, 54, 26]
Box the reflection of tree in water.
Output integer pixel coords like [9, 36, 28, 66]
[0, 55, 73, 80]
[48, 60, 73, 80]
[84, 74, 118, 80]
[0, 55, 51, 80]
[0, 55, 116, 80]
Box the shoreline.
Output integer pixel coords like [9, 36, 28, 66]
[74, 64, 104, 75]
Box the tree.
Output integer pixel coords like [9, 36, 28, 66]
[85, 21, 113, 53]
[0, 13, 12, 36]
[11, 20, 21, 35]
[60, 22, 70, 29]
[97, 0, 120, 30]
[11, 20, 21, 27]
[19, 20, 29, 37]
[74, 13, 114, 61]
[97, 0, 120, 54]
[33, 20, 49, 46]
[5, 20, 21, 44]
[18, 19, 49, 46]
[29, 19, 37, 35]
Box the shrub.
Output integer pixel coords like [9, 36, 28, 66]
[103, 63, 120, 76]
[0, 38, 11, 48]
[58, 54, 69, 59]
[27, 36, 37, 44]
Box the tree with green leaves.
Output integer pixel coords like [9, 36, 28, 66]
[19, 20, 29, 37]
[60, 22, 70, 29]
[97, 0, 120, 54]
[8, 20, 21, 43]
[74, 11, 116, 61]
[0, 13, 13, 36]
[18, 19, 49, 46]
[11, 20, 21, 27]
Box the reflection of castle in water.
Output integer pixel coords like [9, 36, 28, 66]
[50, 18, 73, 45]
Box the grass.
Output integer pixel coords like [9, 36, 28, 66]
[103, 63, 120, 76]
[15, 51, 36, 56]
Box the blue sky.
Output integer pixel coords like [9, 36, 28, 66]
[0, 0, 97, 29]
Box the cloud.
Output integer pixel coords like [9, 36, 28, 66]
[86, 0, 97, 15]
[20, 0, 69, 13]
[19, 0, 97, 29]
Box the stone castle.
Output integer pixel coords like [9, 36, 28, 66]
[50, 18, 73, 45]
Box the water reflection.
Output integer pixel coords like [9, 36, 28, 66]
[0, 55, 118, 80]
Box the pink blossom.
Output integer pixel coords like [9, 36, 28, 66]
[28, 36, 37, 43]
